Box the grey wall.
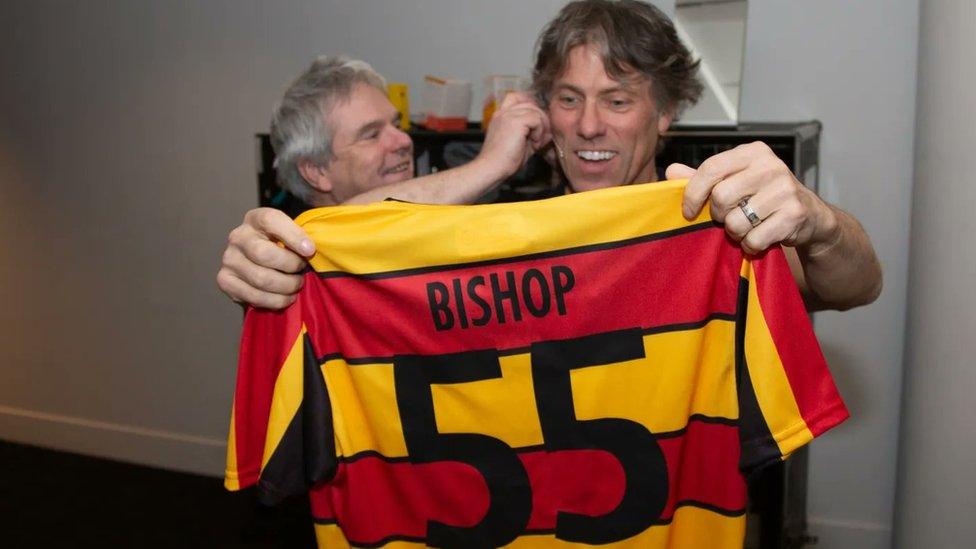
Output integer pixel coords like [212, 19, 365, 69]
[0, 1, 919, 546]
[0, 0, 591, 475]
[739, 1, 918, 547]
[895, 1, 976, 546]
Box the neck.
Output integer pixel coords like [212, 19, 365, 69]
[560, 163, 660, 195]
[308, 189, 339, 207]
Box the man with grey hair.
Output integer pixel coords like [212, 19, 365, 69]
[217, 54, 552, 307]
[220, 0, 880, 313]
[268, 56, 411, 207]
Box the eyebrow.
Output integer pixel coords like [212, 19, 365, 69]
[355, 119, 385, 140]
[553, 82, 638, 97]
[354, 112, 401, 140]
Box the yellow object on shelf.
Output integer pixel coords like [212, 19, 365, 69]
[387, 83, 410, 130]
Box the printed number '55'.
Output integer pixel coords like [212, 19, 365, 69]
[393, 328, 667, 547]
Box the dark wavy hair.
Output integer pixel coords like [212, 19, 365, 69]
[532, 0, 703, 117]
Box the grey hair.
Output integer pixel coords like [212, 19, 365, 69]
[270, 55, 387, 203]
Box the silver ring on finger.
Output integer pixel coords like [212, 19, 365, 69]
[738, 197, 762, 228]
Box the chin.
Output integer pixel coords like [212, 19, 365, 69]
[567, 177, 619, 193]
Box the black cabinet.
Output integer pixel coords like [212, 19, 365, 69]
[258, 121, 820, 211]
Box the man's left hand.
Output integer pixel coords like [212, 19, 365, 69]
[669, 141, 839, 255]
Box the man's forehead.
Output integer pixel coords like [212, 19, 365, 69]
[552, 46, 651, 93]
[326, 84, 395, 134]
[553, 74, 648, 93]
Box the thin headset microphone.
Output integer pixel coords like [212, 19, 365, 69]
[553, 141, 565, 160]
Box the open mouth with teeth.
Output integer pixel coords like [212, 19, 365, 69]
[576, 150, 617, 161]
[382, 160, 412, 176]
[567, 148, 621, 182]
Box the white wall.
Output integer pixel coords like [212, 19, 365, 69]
[0, 0, 670, 475]
[895, 1, 976, 546]
[740, 2, 919, 547]
[674, 0, 747, 123]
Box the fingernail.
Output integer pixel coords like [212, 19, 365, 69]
[682, 206, 692, 219]
[300, 238, 315, 256]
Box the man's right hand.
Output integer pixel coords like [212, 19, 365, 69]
[473, 91, 552, 181]
[216, 207, 315, 310]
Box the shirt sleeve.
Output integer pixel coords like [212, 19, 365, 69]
[734, 247, 850, 476]
[224, 289, 337, 505]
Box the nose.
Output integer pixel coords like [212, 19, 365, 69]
[387, 126, 413, 155]
[577, 100, 605, 140]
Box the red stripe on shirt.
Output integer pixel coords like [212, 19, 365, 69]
[750, 247, 849, 436]
[307, 420, 746, 544]
[305, 228, 742, 359]
[232, 304, 303, 486]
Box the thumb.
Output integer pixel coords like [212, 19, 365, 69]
[665, 162, 696, 181]
[248, 207, 316, 258]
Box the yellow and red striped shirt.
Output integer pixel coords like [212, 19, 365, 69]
[226, 180, 848, 548]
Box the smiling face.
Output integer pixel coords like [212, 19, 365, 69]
[306, 82, 414, 204]
[548, 44, 672, 193]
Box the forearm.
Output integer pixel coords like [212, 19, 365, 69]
[793, 205, 883, 311]
[344, 158, 507, 206]
[346, 92, 549, 206]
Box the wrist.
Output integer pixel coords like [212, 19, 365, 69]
[802, 205, 843, 259]
[469, 152, 513, 184]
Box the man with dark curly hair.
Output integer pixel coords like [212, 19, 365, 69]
[218, 0, 880, 312]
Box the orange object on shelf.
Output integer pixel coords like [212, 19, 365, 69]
[481, 75, 529, 129]
[481, 100, 496, 130]
[422, 75, 471, 131]
[424, 115, 468, 132]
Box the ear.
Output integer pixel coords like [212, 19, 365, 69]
[657, 111, 674, 134]
[297, 159, 333, 193]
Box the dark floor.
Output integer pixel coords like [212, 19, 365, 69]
[0, 440, 316, 548]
